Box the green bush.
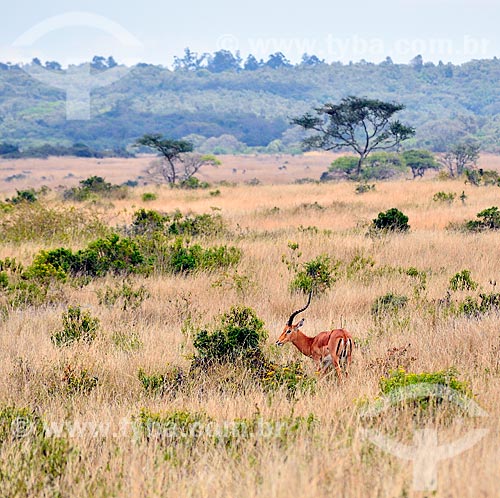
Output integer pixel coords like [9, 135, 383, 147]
[261, 361, 316, 397]
[168, 212, 226, 237]
[6, 189, 37, 204]
[112, 331, 143, 352]
[51, 306, 100, 347]
[61, 365, 98, 396]
[433, 191, 456, 204]
[63, 176, 127, 201]
[133, 409, 211, 444]
[32, 234, 150, 279]
[371, 208, 410, 233]
[131, 208, 167, 235]
[379, 368, 470, 410]
[455, 293, 500, 318]
[138, 366, 185, 396]
[290, 254, 337, 294]
[97, 280, 149, 310]
[178, 177, 210, 189]
[193, 306, 267, 364]
[465, 168, 500, 187]
[465, 206, 500, 231]
[371, 293, 408, 319]
[142, 192, 157, 202]
[449, 270, 478, 291]
[165, 238, 241, 274]
[131, 209, 226, 238]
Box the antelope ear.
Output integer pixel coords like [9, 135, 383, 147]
[296, 318, 305, 328]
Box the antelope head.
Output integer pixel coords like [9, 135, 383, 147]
[275, 290, 312, 346]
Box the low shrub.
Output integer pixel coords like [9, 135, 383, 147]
[464, 206, 500, 232]
[133, 409, 211, 444]
[63, 176, 127, 201]
[455, 293, 500, 318]
[51, 306, 100, 347]
[193, 306, 267, 365]
[131, 208, 167, 235]
[32, 234, 150, 278]
[112, 331, 143, 352]
[167, 212, 226, 237]
[449, 270, 478, 291]
[6, 189, 37, 204]
[142, 192, 157, 202]
[131, 209, 226, 238]
[465, 168, 500, 187]
[97, 280, 149, 310]
[378, 367, 470, 411]
[370, 208, 410, 233]
[138, 366, 185, 396]
[164, 238, 241, 274]
[261, 361, 316, 397]
[60, 364, 98, 396]
[290, 254, 337, 294]
[433, 191, 456, 204]
[371, 293, 408, 320]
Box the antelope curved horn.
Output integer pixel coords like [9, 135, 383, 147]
[287, 290, 313, 326]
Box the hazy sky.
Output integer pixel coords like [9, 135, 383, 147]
[2, 0, 498, 66]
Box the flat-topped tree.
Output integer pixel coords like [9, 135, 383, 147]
[292, 96, 415, 176]
[136, 134, 219, 186]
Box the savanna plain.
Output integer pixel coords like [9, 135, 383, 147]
[0, 156, 499, 498]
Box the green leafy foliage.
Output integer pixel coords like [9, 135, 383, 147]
[112, 331, 143, 352]
[371, 293, 408, 320]
[449, 270, 478, 291]
[137, 366, 185, 396]
[51, 306, 100, 347]
[134, 408, 211, 444]
[6, 189, 37, 204]
[371, 208, 410, 233]
[464, 206, 500, 231]
[63, 176, 127, 201]
[96, 280, 149, 310]
[379, 368, 470, 410]
[464, 168, 500, 187]
[193, 306, 267, 363]
[60, 364, 98, 396]
[164, 238, 241, 274]
[290, 254, 337, 294]
[131, 209, 226, 238]
[141, 192, 157, 202]
[454, 293, 500, 318]
[32, 234, 149, 278]
[261, 361, 316, 397]
[433, 191, 456, 204]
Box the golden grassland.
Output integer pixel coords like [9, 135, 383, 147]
[0, 170, 499, 497]
[1, 152, 500, 193]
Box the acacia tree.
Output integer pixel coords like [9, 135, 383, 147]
[440, 142, 480, 177]
[292, 96, 415, 176]
[135, 134, 219, 185]
[402, 149, 440, 178]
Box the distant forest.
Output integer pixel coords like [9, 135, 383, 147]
[0, 50, 499, 156]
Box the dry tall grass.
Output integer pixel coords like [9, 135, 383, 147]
[0, 177, 499, 497]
